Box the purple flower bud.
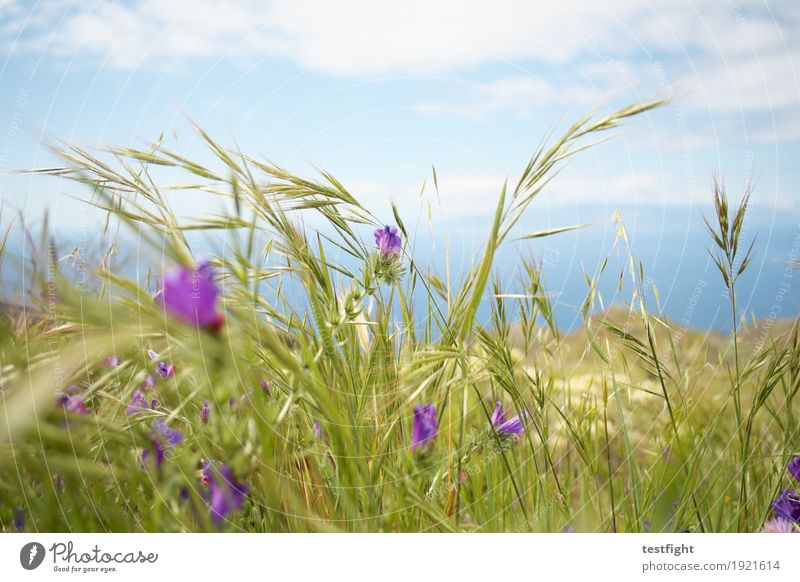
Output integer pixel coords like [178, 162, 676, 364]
[57, 394, 89, 415]
[202, 462, 248, 524]
[200, 460, 211, 487]
[259, 378, 272, 395]
[13, 508, 25, 531]
[772, 489, 800, 524]
[374, 225, 402, 257]
[141, 375, 156, 390]
[313, 421, 321, 439]
[201, 401, 210, 424]
[147, 350, 174, 378]
[491, 401, 525, 435]
[126, 390, 153, 416]
[788, 456, 800, 482]
[155, 259, 224, 331]
[156, 360, 174, 378]
[412, 404, 438, 452]
[104, 356, 120, 367]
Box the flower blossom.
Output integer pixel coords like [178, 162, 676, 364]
[771, 489, 800, 525]
[155, 259, 224, 331]
[788, 456, 800, 482]
[202, 462, 249, 523]
[148, 349, 174, 378]
[141, 420, 184, 469]
[374, 225, 402, 257]
[412, 404, 438, 452]
[491, 401, 525, 436]
[126, 390, 156, 416]
[57, 394, 89, 415]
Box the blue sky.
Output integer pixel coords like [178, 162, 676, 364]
[1, 0, 798, 327]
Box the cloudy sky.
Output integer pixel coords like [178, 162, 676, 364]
[1, 0, 798, 326]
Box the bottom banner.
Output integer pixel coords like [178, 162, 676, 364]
[1, 534, 797, 581]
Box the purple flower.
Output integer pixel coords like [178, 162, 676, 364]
[141, 374, 156, 390]
[313, 421, 321, 439]
[201, 401, 210, 424]
[154, 420, 184, 447]
[155, 259, 224, 331]
[147, 349, 174, 378]
[412, 404, 438, 452]
[141, 420, 184, 469]
[57, 394, 89, 415]
[156, 360, 174, 378]
[788, 456, 800, 482]
[200, 462, 212, 488]
[202, 463, 249, 524]
[13, 508, 25, 531]
[125, 390, 154, 416]
[772, 489, 800, 524]
[225, 390, 252, 411]
[259, 378, 272, 395]
[374, 225, 402, 257]
[761, 517, 795, 533]
[104, 356, 120, 367]
[491, 401, 525, 435]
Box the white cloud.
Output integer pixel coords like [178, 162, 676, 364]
[266, 0, 635, 75]
[5, 0, 783, 76]
[681, 52, 800, 113]
[748, 118, 800, 144]
[3, 0, 798, 132]
[348, 164, 797, 225]
[415, 76, 606, 120]
[5, 0, 633, 72]
[348, 174, 506, 221]
[349, 169, 691, 220]
[7, 0, 285, 68]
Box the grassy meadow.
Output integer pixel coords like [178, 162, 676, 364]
[1, 100, 798, 533]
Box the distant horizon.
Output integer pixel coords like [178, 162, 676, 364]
[2, 200, 797, 333]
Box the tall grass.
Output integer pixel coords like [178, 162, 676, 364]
[1, 101, 798, 532]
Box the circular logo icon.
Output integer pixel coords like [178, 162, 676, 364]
[20, 542, 46, 570]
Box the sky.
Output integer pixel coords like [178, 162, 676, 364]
[0, 0, 798, 329]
